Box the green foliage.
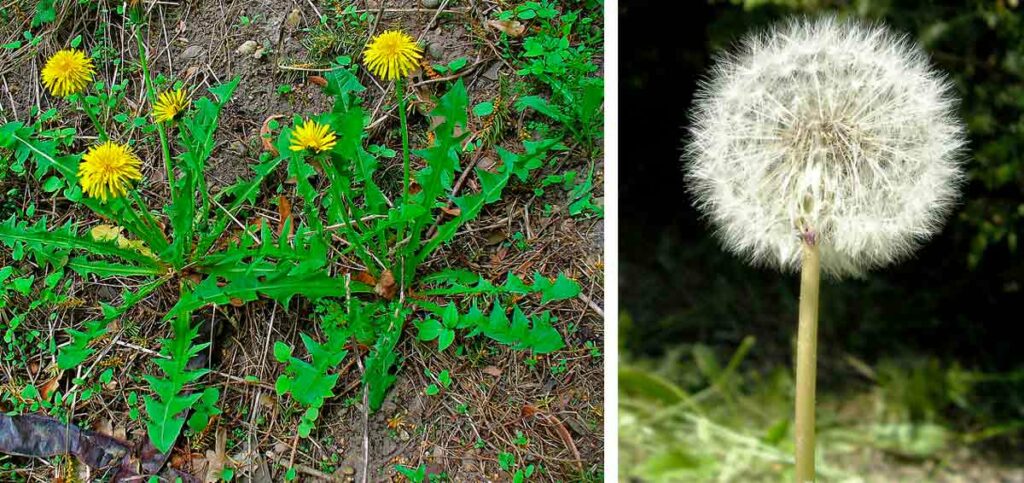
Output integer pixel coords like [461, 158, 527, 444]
[55, 318, 108, 370]
[274, 304, 352, 437]
[31, 0, 56, 27]
[363, 306, 405, 412]
[301, 4, 372, 63]
[142, 314, 210, 454]
[497, 0, 604, 151]
[424, 368, 452, 396]
[395, 463, 427, 482]
[414, 271, 580, 353]
[187, 387, 221, 434]
[0, 15, 587, 460]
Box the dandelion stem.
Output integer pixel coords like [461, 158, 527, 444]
[397, 80, 411, 204]
[395, 77, 412, 289]
[80, 100, 108, 142]
[130, 189, 169, 249]
[795, 240, 820, 483]
[133, 24, 174, 206]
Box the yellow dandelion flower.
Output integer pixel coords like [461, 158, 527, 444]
[78, 142, 143, 202]
[152, 88, 189, 123]
[363, 30, 423, 81]
[41, 49, 95, 98]
[289, 119, 338, 153]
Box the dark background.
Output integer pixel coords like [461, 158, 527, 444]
[619, 0, 1024, 446]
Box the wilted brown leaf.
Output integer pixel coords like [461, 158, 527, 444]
[375, 269, 397, 300]
[277, 196, 293, 238]
[260, 114, 285, 156]
[486, 19, 526, 37]
[354, 271, 377, 287]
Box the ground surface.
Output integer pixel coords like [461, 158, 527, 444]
[0, 0, 604, 481]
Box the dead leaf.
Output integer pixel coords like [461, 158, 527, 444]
[260, 115, 285, 156]
[490, 246, 508, 266]
[440, 206, 461, 217]
[482, 366, 503, 377]
[90, 224, 123, 242]
[374, 269, 397, 300]
[486, 19, 526, 37]
[40, 377, 60, 400]
[203, 428, 227, 483]
[277, 196, 293, 238]
[91, 224, 157, 259]
[485, 231, 506, 246]
[354, 271, 377, 287]
[94, 419, 113, 438]
[308, 75, 327, 87]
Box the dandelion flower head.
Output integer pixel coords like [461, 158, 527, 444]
[289, 119, 338, 153]
[363, 30, 423, 81]
[78, 142, 144, 202]
[686, 17, 965, 277]
[41, 49, 95, 97]
[152, 88, 189, 123]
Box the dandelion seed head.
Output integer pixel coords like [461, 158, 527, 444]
[685, 17, 965, 278]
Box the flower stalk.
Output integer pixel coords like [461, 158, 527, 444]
[133, 23, 174, 204]
[79, 99, 108, 141]
[397, 79, 411, 206]
[795, 238, 821, 483]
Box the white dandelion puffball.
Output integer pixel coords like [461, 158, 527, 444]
[686, 17, 965, 278]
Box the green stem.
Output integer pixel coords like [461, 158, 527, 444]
[795, 240, 821, 483]
[397, 79, 411, 205]
[133, 24, 174, 204]
[395, 78, 412, 289]
[336, 195, 377, 273]
[80, 99, 108, 142]
[119, 195, 160, 251]
[130, 189, 169, 249]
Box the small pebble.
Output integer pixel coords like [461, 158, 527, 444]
[421, 0, 442, 8]
[235, 40, 258, 55]
[482, 61, 502, 81]
[179, 45, 204, 60]
[427, 42, 444, 60]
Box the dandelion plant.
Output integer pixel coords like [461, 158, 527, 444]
[686, 17, 964, 482]
[1, 23, 582, 463]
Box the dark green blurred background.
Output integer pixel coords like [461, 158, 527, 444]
[619, 0, 1024, 479]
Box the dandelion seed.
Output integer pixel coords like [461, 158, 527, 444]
[41, 49, 95, 97]
[78, 142, 143, 202]
[152, 88, 189, 123]
[685, 17, 965, 278]
[363, 30, 423, 82]
[289, 119, 337, 153]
